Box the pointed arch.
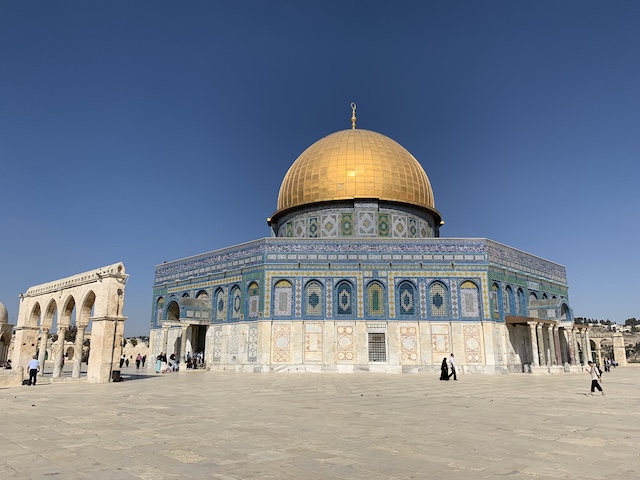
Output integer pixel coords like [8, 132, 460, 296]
[43, 298, 58, 329]
[214, 288, 226, 321]
[28, 302, 42, 327]
[397, 280, 417, 318]
[366, 281, 386, 317]
[79, 290, 96, 324]
[504, 285, 514, 316]
[490, 283, 501, 320]
[230, 285, 242, 319]
[335, 280, 354, 316]
[516, 288, 526, 315]
[166, 300, 180, 321]
[304, 280, 323, 316]
[273, 279, 293, 317]
[428, 281, 449, 318]
[195, 290, 209, 299]
[460, 281, 480, 318]
[247, 282, 260, 318]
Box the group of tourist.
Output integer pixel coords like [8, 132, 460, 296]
[119, 353, 147, 369]
[185, 351, 204, 369]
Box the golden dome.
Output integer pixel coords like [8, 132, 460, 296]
[275, 129, 436, 215]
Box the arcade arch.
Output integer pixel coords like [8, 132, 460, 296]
[13, 262, 128, 383]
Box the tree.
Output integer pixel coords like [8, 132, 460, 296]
[130, 338, 138, 347]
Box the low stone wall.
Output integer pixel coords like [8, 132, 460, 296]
[0, 366, 24, 388]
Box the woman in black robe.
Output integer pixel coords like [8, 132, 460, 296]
[440, 357, 449, 380]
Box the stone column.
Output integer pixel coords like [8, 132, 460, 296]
[546, 325, 556, 366]
[595, 341, 603, 367]
[528, 322, 540, 367]
[536, 324, 545, 366]
[553, 325, 562, 366]
[37, 328, 49, 377]
[584, 328, 592, 363]
[567, 328, 576, 365]
[52, 326, 68, 378]
[180, 325, 188, 364]
[72, 324, 87, 379]
[161, 325, 169, 356]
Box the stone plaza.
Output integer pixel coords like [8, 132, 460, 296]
[1, 367, 638, 479]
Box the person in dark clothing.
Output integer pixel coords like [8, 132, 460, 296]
[440, 357, 449, 380]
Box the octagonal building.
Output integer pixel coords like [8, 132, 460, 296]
[149, 109, 587, 374]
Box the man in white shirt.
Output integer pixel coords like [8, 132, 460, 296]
[587, 361, 605, 396]
[448, 353, 457, 380]
[27, 355, 40, 386]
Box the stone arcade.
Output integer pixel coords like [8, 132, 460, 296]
[12, 262, 128, 383]
[150, 107, 592, 374]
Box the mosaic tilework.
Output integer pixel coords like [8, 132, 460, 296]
[286, 222, 293, 237]
[272, 323, 291, 363]
[308, 217, 318, 238]
[341, 213, 353, 236]
[326, 278, 333, 317]
[336, 282, 353, 315]
[419, 220, 428, 238]
[409, 218, 417, 238]
[450, 279, 459, 319]
[460, 281, 480, 318]
[295, 278, 302, 317]
[366, 282, 385, 316]
[336, 324, 355, 361]
[215, 288, 227, 321]
[321, 214, 339, 237]
[294, 218, 306, 238]
[392, 215, 408, 238]
[419, 281, 427, 318]
[231, 287, 242, 319]
[429, 282, 448, 317]
[247, 325, 258, 362]
[388, 277, 396, 318]
[357, 271, 364, 318]
[213, 326, 223, 362]
[378, 213, 390, 237]
[305, 281, 322, 315]
[431, 324, 450, 354]
[463, 324, 482, 363]
[167, 276, 242, 294]
[248, 282, 260, 319]
[397, 282, 416, 317]
[400, 326, 418, 361]
[273, 281, 292, 317]
[357, 211, 376, 236]
[304, 322, 323, 363]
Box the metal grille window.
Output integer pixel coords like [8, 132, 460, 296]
[368, 333, 387, 362]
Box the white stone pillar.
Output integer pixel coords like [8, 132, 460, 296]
[536, 323, 545, 366]
[584, 328, 592, 363]
[72, 324, 86, 379]
[37, 328, 49, 377]
[528, 322, 539, 367]
[180, 325, 188, 364]
[567, 328, 576, 365]
[546, 325, 555, 366]
[553, 325, 562, 365]
[52, 326, 67, 378]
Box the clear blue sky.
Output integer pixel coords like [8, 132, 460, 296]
[1, 2, 639, 335]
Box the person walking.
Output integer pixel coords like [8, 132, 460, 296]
[587, 361, 605, 396]
[141, 355, 146, 368]
[448, 353, 457, 380]
[27, 355, 40, 386]
[135, 354, 142, 369]
[439, 357, 449, 380]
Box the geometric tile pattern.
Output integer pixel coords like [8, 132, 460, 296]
[336, 324, 355, 361]
[247, 325, 258, 362]
[392, 215, 407, 238]
[419, 281, 427, 318]
[213, 326, 223, 362]
[326, 278, 333, 318]
[450, 279, 459, 319]
[400, 325, 418, 362]
[341, 213, 353, 236]
[460, 281, 480, 318]
[377, 213, 390, 237]
[321, 214, 339, 237]
[431, 324, 450, 354]
[272, 323, 291, 363]
[463, 324, 482, 363]
[295, 278, 302, 317]
[357, 211, 376, 236]
[304, 322, 323, 363]
[294, 219, 306, 238]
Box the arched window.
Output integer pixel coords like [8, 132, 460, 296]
[561, 304, 570, 320]
[182, 292, 190, 298]
[366, 281, 385, 317]
[529, 291, 538, 303]
[542, 293, 548, 300]
[504, 286, 513, 315]
[248, 282, 260, 318]
[516, 288, 525, 315]
[397, 281, 417, 317]
[167, 301, 180, 321]
[273, 280, 293, 317]
[215, 288, 226, 321]
[231, 286, 242, 319]
[304, 281, 323, 316]
[196, 290, 209, 299]
[156, 297, 164, 325]
[428, 282, 448, 317]
[460, 281, 480, 318]
[335, 281, 354, 316]
[490, 283, 500, 320]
